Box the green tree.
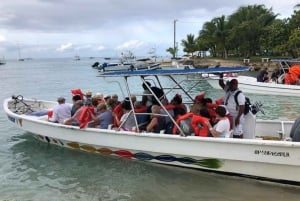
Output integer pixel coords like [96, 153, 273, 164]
[259, 19, 289, 56]
[166, 47, 178, 58]
[226, 5, 277, 57]
[198, 21, 218, 57]
[286, 28, 300, 58]
[181, 34, 198, 57]
[213, 16, 229, 58]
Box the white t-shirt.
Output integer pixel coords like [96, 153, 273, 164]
[49, 103, 71, 123]
[120, 112, 135, 131]
[224, 90, 245, 117]
[213, 118, 230, 138]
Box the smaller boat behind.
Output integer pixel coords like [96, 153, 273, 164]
[0, 59, 6, 65]
[74, 55, 80, 61]
[206, 59, 300, 97]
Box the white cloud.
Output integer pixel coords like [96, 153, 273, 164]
[0, 35, 6, 42]
[116, 40, 144, 51]
[96, 45, 105, 51]
[56, 43, 73, 52]
[0, 0, 298, 59]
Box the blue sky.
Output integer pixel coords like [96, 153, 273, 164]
[0, 0, 298, 59]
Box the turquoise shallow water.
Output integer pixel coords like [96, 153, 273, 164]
[1, 59, 300, 200]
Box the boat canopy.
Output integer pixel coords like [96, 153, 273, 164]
[97, 66, 249, 77]
[96, 66, 249, 135]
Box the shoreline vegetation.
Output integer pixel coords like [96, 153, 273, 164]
[159, 57, 289, 71]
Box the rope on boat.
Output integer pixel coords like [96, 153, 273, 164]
[12, 95, 34, 113]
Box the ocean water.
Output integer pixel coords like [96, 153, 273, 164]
[1, 58, 300, 200]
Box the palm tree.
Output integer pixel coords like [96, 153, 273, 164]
[181, 34, 198, 57]
[213, 16, 228, 58]
[166, 47, 178, 58]
[198, 21, 218, 57]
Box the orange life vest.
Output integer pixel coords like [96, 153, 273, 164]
[285, 65, 300, 85]
[79, 106, 94, 129]
[173, 113, 209, 137]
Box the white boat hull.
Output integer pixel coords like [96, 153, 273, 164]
[4, 98, 300, 184]
[206, 75, 300, 97]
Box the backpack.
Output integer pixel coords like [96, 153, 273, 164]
[234, 90, 251, 115]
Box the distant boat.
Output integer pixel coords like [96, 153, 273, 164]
[0, 57, 6, 65]
[104, 57, 111, 60]
[74, 55, 80, 61]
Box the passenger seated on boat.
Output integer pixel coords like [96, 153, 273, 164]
[90, 97, 100, 114]
[88, 103, 113, 129]
[71, 94, 82, 116]
[103, 95, 113, 110]
[195, 98, 216, 125]
[84, 90, 92, 106]
[171, 94, 187, 115]
[71, 88, 84, 100]
[256, 67, 269, 82]
[160, 98, 175, 134]
[93, 93, 105, 105]
[271, 68, 281, 82]
[113, 101, 124, 127]
[206, 106, 230, 138]
[134, 101, 149, 130]
[64, 100, 84, 126]
[114, 97, 136, 131]
[173, 104, 209, 136]
[142, 82, 153, 107]
[48, 97, 71, 124]
[290, 116, 300, 142]
[111, 94, 121, 110]
[146, 105, 166, 133]
[194, 93, 205, 104]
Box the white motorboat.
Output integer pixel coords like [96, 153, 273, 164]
[206, 59, 300, 97]
[206, 75, 300, 97]
[3, 66, 300, 185]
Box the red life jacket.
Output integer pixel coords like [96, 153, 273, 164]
[79, 106, 95, 129]
[173, 113, 209, 137]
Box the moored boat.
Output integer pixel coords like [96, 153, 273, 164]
[206, 75, 300, 97]
[206, 59, 300, 97]
[3, 66, 300, 185]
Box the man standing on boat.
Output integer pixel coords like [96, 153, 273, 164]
[219, 75, 245, 138]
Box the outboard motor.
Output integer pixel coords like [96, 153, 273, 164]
[92, 62, 99, 68]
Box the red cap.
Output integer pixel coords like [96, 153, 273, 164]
[194, 93, 205, 102]
[230, 79, 238, 85]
